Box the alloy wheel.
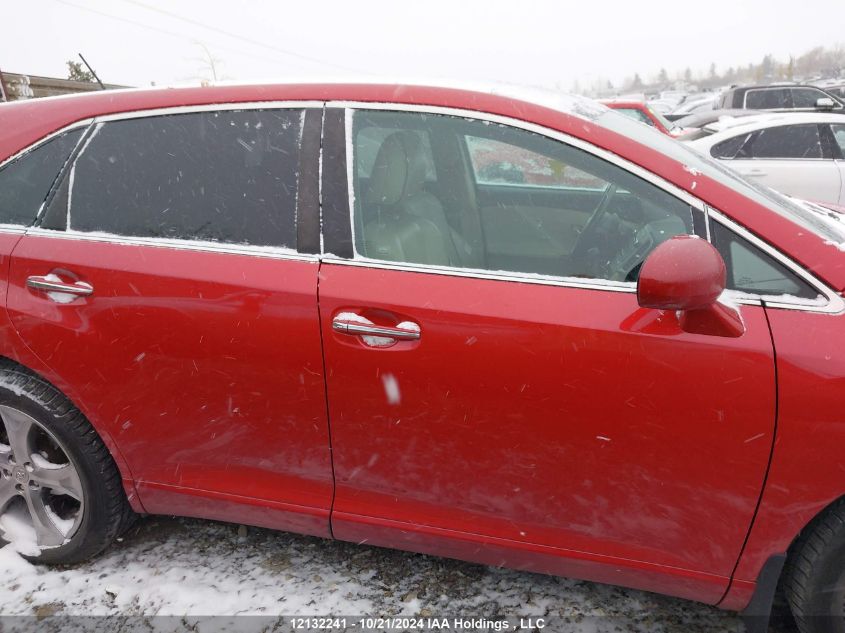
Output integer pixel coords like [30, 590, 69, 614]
[0, 405, 84, 550]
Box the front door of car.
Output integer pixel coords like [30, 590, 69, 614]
[730, 123, 842, 204]
[318, 107, 777, 602]
[7, 106, 335, 536]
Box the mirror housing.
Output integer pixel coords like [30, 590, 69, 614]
[816, 96, 836, 110]
[637, 235, 744, 337]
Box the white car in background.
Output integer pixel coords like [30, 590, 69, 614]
[684, 112, 845, 205]
[669, 93, 719, 118]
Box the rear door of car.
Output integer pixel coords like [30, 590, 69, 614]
[6, 104, 335, 536]
[317, 105, 777, 603]
[726, 123, 842, 204]
[0, 127, 87, 356]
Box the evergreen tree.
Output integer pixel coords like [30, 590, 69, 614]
[66, 60, 94, 82]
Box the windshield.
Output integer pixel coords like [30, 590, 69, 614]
[597, 109, 845, 246]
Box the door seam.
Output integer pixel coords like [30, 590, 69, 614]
[717, 301, 780, 605]
[314, 102, 339, 539]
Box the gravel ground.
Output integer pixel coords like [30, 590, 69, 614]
[0, 516, 796, 633]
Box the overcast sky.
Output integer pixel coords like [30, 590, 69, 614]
[3, 0, 844, 91]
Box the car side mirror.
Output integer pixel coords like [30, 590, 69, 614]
[637, 235, 744, 337]
[816, 97, 836, 110]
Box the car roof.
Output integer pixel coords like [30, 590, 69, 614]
[674, 108, 757, 128]
[730, 83, 820, 92]
[0, 79, 610, 157]
[700, 111, 845, 136]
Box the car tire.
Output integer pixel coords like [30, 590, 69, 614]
[784, 498, 845, 633]
[0, 361, 134, 564]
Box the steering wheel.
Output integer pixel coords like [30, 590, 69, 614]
[571, 183, 618, 272]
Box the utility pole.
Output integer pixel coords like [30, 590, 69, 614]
[78, 53, 105, 90]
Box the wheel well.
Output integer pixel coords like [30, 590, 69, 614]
[752, 495, 845, 627]
[0, 355, 144, 512]
[786, 495, 845, 559]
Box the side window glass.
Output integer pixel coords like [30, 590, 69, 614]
[745, 89, 789, 109]
[831, 124, 845, 156]
[711, 133, 753, 160]
[356, 126, 437, 181]
[69, 109, 303, 247]
[710, 221, 819, 299]
[746, 124, 823, 159]
[351, 109, 695, 283]
[0, 129, 83, 226]
[614, 108, 654, 127]
[791, 88, 825, 108]
[465, 136, 606, 189]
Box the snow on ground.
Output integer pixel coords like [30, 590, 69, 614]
[0, 516, 791, 632]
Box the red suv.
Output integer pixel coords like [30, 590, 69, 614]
[1, 83, 844, 633]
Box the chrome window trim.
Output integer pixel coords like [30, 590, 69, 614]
[319, 254, 637, 293]
[24, 227, 319, 263]
[0, 119, 94, 172]
[708, 209, 844, 314]
[92, 101, 326, 124]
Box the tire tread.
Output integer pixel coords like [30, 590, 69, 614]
[784, 497, 845, 633]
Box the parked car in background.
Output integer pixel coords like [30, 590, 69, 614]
[812, 80, 845, 101]
[684, 112, 845, 205]
[718, 84, 843, 111]
[600, 99, 689, 136]
[665, 93, 720, 121]
[4, 81, 845, 633]
[826, 85, 845, 100]
[672, 108, 766, 138]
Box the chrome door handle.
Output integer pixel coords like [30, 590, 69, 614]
[332, 318, 420, 341]
[26, 275, 94, 297]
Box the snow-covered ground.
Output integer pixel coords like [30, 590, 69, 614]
[0, 516, 788, 632]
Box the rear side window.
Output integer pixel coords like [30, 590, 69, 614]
[711, 133, 752, 159]
[0, 129, 83, 226]
[69, 109, 304, 247]
[745, 88, 790, 109]
[745, 124, 823, 159]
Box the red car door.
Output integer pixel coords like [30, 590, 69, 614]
[317, 106, 776, 603]
[0, 127, 87, 356]
[7, 106, 334, 536]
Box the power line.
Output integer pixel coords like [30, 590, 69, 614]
[116, 0, 367, 74]
[54, 0, 278, 67]
[54, 0, 368, 75]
